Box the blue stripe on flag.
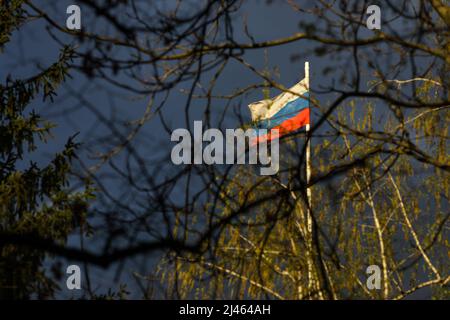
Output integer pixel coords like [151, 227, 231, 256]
[253, 93, 309, 135]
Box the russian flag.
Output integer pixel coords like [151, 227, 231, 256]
[248, 77, 310, 146]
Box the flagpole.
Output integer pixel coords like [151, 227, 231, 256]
[305, 61, 311, 214]
[304, 61, 320, 298]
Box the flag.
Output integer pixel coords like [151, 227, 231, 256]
[248, 76, 310, 146]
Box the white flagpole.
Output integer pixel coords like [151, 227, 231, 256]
[304, 61, 320, 298]
[305, 62, 311, 213]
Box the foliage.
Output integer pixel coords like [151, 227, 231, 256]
[160, 97, 449, 299]
[0, 2, 93, 299]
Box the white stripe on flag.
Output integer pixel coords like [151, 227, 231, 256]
[248, 78, 308, 122]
